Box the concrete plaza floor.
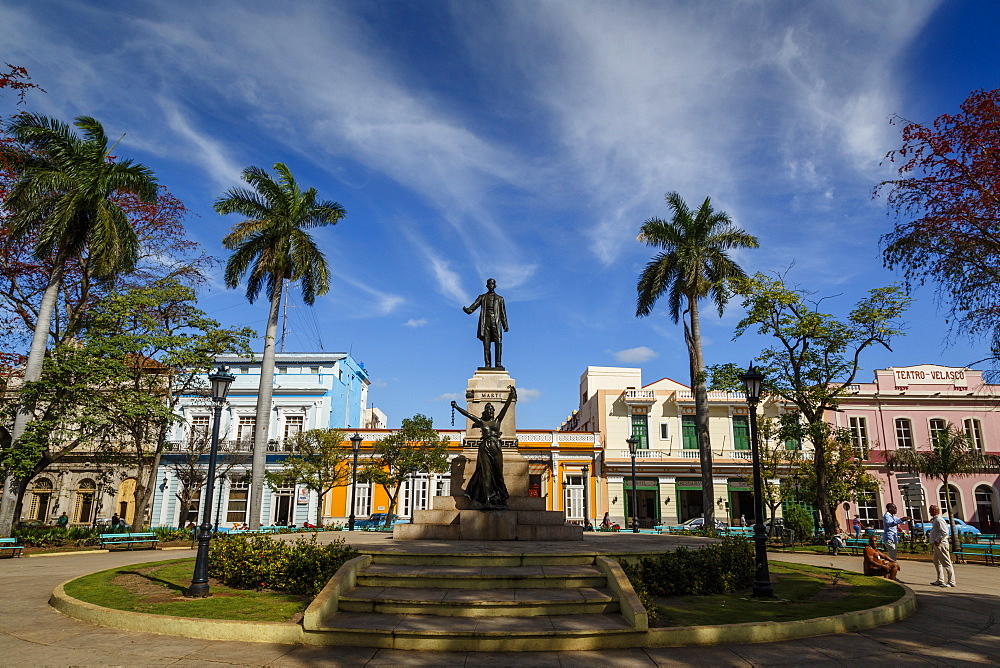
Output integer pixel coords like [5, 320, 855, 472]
[2, 532, 999, 666]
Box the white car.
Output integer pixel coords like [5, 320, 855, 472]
[680, 517, 728, 531]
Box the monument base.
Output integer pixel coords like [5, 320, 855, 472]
[393, 495, 583, 541]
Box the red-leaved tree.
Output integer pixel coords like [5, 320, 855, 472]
[878, 89, 1000, 349]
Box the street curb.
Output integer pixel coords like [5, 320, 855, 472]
[49, 580, 304, 644]
[646, 583, 917, 647]
[49, 570, 916, 649]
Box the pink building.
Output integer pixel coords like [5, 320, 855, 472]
[831, 364, 1000, 533]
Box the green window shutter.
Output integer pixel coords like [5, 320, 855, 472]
[682, 415, 697, 449]
[732, 416, 749, 450]
[631, 414, 649, 449]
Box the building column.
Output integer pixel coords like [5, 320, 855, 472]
[607, 475, 625, 525]
[658, 476, 677, 524]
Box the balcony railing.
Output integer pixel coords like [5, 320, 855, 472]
[623, 389, 656, 403]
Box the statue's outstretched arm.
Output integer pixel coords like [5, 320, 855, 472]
[496, 386, 517, 422]
[451, 401, 478, 422]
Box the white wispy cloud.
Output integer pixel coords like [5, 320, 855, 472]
[516, 387, 542, 403]
[611, 346, 659, 364]
[404, 318, 428, 328]
[434, 392, 461, 402]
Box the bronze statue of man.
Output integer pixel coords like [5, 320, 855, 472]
[463, 278, 508, 369]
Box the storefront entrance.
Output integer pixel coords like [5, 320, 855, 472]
[624, 478, 660, 528]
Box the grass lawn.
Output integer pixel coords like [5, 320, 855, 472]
[63, 558, 309, 622]
[654, 561, 903, 627]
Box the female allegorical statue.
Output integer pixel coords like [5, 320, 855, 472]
[451, 386, 517, 510]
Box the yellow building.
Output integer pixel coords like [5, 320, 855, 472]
[323, 429, 601, 525]
[563, 366, 802, 528]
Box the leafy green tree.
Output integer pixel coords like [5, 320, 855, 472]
[0, 280, 252, 528]
[362, 415, 450, 527]
[786, 423, 880, 532]
[636, 192, 758, 525]
[165, 427, 251, 529]
[889, 423, 1000, 550]
[0, 114, 158, 535]
[730, 272, 910, 534]
[81, 279, 254, 528]
[216, 162, 345, 529]
[267, 429, 350, 527]
[743, 414, 803, 535]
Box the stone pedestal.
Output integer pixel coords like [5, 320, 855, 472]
[394, 368, 582, 541]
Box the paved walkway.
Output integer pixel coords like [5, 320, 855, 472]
[2, 533, 998, 666]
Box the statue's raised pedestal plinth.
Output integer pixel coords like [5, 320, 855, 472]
[394, 446, 582, 541]
[394, 366, 582, 541]
[393, 493, 583, 540]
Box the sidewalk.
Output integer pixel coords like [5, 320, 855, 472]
[2, 534, 998, 666]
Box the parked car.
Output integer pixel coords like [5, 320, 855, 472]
[352, 513, 407, 530]
[914, 517, 981, 536]
[16, 519, 49, 528]
[680, 517, 728, 531]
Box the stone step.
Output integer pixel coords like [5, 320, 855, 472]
[338, 585, 618, 616]
[357, 563, 607, 589]
[366, 552, 597, 567]
[307, 612, 643, 651]
[431, 494, 547, 512]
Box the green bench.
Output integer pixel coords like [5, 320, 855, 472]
[99, 532, 159, 550]
[845, 538, 874, 556]
[976, 534, 997, 544]
[956, 543, 994, 566]
[721, 527, 755, 537]
[0, 537, 24, 558]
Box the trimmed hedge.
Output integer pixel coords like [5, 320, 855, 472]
[208, 533, 358, 597]
[620, 537, 754, 598]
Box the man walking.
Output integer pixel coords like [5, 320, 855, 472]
[928, 504, 956, 588]
[882, 503, 909, 561]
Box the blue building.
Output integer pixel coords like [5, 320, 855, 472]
[149, 352, 373, 528]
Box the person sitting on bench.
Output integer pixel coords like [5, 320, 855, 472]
[863, 535, 900, 580]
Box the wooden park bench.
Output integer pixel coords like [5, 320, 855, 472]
[955, 542, 995, 566]
[0, 537, 24, 558]
[975, 534, 997, 544]
[99, 532, 160, 551]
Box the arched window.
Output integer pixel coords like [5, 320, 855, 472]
[28, 478, 53, 522]
[975, 485, 996, 532]
[73, 479, 97, 524]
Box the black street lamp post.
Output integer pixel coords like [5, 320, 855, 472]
[187, 366, 235, 598]
[627, 436, 640, 533]
[348, 433, 362, 532]
[739, 363, 774, 598]
[582, 465, 590, 528]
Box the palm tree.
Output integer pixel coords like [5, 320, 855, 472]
[636, 192, 758, 526]
[0, 114, 157, 536]
[889, 423, 1000, 551]
[216, 163, 345, 529]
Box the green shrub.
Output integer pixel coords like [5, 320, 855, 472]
[150, 527, 194, 542]
[208, 533, 357, 596]
[782, 504, 815, 542]
[13, 526, 100, 547]
[620, 537, 754, 597]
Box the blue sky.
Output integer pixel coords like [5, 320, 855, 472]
[3, 1, 998, 429]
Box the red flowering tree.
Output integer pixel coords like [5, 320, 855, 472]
[879, 89, 1000, 348]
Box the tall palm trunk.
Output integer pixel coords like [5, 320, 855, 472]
[248, 279, 282, 529]
[686, 296, 714, 525]
[942, 474, 959, 552]
[0, 261, 65, 536]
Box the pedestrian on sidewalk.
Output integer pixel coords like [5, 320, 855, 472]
[882, 503, 909, 561]
[928, 504, 956, 588]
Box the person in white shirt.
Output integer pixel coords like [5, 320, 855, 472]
[928, 504, 956, 588]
